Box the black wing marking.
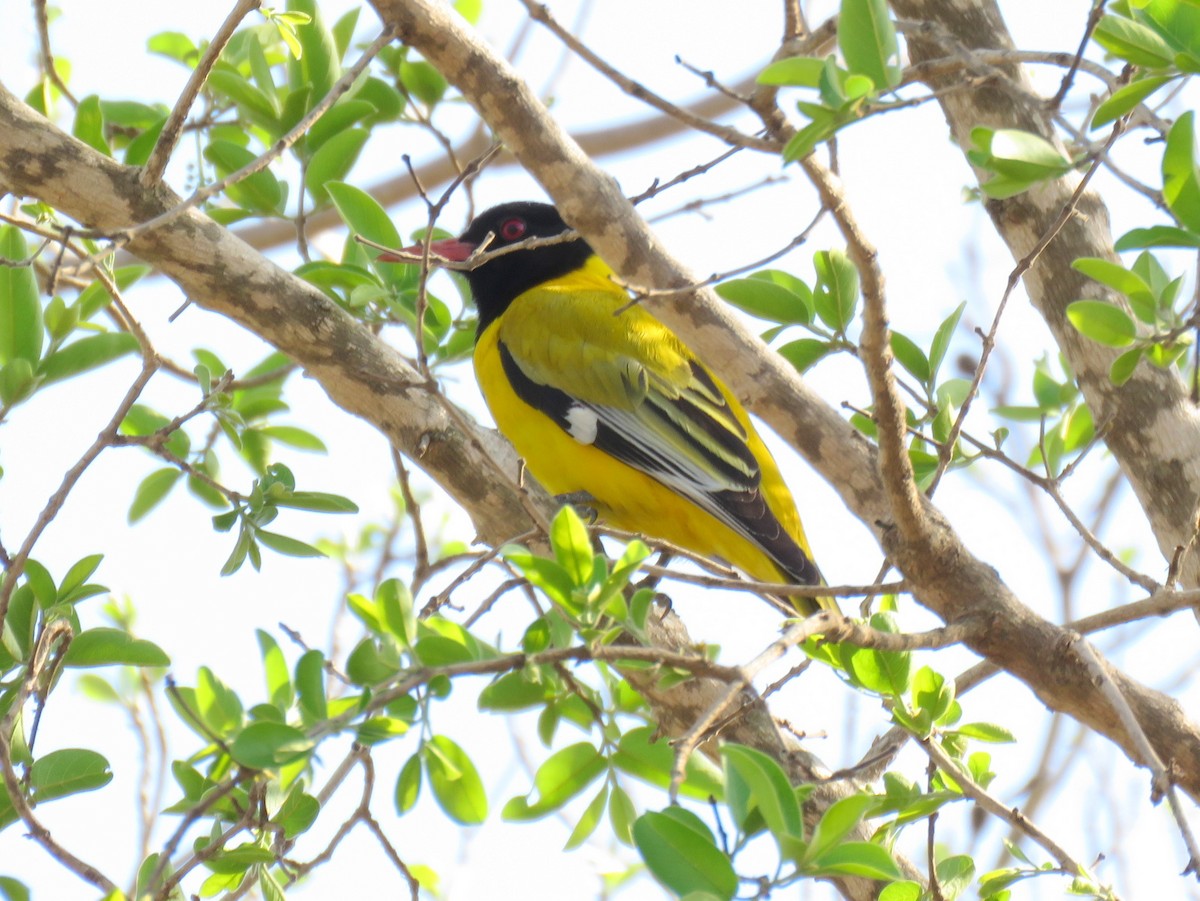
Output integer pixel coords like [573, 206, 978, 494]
[499, 341, 821, 585]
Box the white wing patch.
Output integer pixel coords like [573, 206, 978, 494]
[565, 404, 599, 445]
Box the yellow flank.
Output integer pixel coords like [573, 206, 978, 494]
[473, 256, 822, 591]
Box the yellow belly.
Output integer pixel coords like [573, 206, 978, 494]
[474, 324, 790, 583]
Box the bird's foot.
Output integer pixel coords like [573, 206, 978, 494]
[554, 490, 599, 524]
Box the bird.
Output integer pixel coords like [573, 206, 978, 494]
[391, 201, 832, 615]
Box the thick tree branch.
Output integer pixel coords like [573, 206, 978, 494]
[893, 0, 1200, 588]
[366, 0, 1200, 805]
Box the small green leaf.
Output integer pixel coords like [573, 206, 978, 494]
[778, 337, 834, 372]
[806, 794, 877, 861]
[230, 722, 313, 769]
[1066, 300, 1137, 347]
[63, 628, 170, 668]
[929, 301, 966, 380]
[256, 529, 325, 559]
[424, 735, 488, 825]
[1163, 112, 1200, 232]
[503, 743, 606, 820]
[890, 331, 930, 384]
[30, 748, 113, 803]
[1115, 225, 1200, 250]
[839, 0, 901, 90]
[305, 128, 370, 204]
[129, 468, 181, 523]
[256, 630, 293, 709]
[72, 95, 111, 155]
[1092, 75, 1174, 129]
[758, 56, 826, 86]
[813, 249, 859, 331]
[808, 841, 903, 880]
[1110, 347, 1143, 385]
[565, 784, 609, 851]
[39, 332, 139, 385]
[395, 753, 422, 814]
[550, 505, 594, 585]
[716, 273, 812, 324]
[633, 810, 737, 900]
[203, 140, 284, 215]
[1093, 14, 1176, 68]
[201, 844, 276, 875]
[953, 722, 1016, 743]
[879, 881, 922, 901]
[721, 744, 802, 841]
[0, 226, 43, 366]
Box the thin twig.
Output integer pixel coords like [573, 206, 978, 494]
[141, 0, 261, 185]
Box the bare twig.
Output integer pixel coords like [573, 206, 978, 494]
[141, 0, 261, 185]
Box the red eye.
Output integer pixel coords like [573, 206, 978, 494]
[499, 217, 526, 241]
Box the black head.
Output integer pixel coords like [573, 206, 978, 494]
[455, 202, 595, 334]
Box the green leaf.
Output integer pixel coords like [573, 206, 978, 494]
[272, 490, 357, 513]
[129, 468, 181, 523]
[1093, 14, 1176, 68]
[1163, 112, 1200, 232]
[148, 31, 199, 64]
[912, 666, 955, 722]
[757, 56, 826, 87]
[813, 249, 859, 331]
[953, 722, 1016, 743]
[400, 59, 448, 105]
[839, 0, 900, 90]
[326, 181, 406, 286]
[721, 744, 802, 841]
[937, 854, 976, 901]
[424, 734, 488, 825]
[806, 793, 877, 861]
[230, 722, 313, 769]
[809, 841, 903, 880]
[550, 505, 594, 585]
[929, 301, 965, 381]
[203, 140, 284, 215]
[0, 877, 29, 901]
[257, 426, 327, 452]
[59, 553, 103, 597]
[63, 628, 170, 668]
[395, 753, 422, 814]
[1115, 225, 1200, 250]
[39, 332, 139, 385]
[612, 726, 724, 801]
[195, 665, 244, 735]
[1066, 300, 1137, 347]
[207, 70, 279, 128]
[256, 630, 293, 709]
[842, 612, 910, 696]
[21, 560, 56, 608]
[478, 670, 550, 711]
[0, 226, 43, 366]
[202, 843, 275, 874]
[1092, 75, 1174, 129]
[565, 784, 609, 851]
[72, 95, 110, 155]
[502, 743, 606, 820]
[1110, 347, 1143, 385]
[633, 810, 737, 900]
[890, 331, 930, 383]
[1072, 258, 1155, 307]
[608, 784, 637, 846]
[30, 748, 112, 802]
[879, 881, 922, 901]
[716, 272, 812, 324]
[294, 649, 327, 723]
[305, 128, 370, 204]
[778, 337, 834, 372]
[256, 530, 325, 559]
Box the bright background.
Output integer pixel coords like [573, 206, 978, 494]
[0, 1, 1194, 899]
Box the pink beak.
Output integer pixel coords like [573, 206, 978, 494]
[377, 237, 476, 263]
